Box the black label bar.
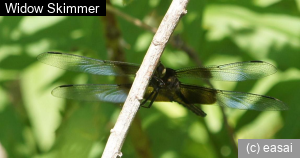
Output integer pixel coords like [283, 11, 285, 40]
[1, 2, 106, 16]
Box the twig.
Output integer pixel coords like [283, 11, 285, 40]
[106, 4, 157, 33]
[101, 0, 190, 157]
[106, 3, 238, 156]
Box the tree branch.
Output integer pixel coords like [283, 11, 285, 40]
[101, 0, 190, 157]
[102, 1, 153, 157]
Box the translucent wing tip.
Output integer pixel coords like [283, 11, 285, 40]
[216, 90, 288, 111]
[256, 95, 288, 111]
[270, 98, 289, 111]
[51, 85, 68, 98]
[36, 52, 45, 61]
[235, 61, 278, 80]
[37, 52, 62, 64]
[37, 52, 60, 58]
[252, 60, 278, 76]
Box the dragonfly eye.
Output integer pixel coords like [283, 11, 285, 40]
[156, 63, 166, 77]
[162, 68, 166, 76]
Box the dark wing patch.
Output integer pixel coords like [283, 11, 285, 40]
[179, 84, 217, 104]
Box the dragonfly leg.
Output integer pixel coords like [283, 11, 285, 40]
[140, 90, 154, 108]
[144, 90, 159, 108]
[176, 91, 207, 117]
[152, 76, 164, 84]
[141, 86, 161, 108]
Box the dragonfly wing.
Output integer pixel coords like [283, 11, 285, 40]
[52, 84, 173, 104]
[176, 61, 277, 81]
[52, 84, 130, 103]
[216, 90, 288, 111]
[37, 52, 140, 76]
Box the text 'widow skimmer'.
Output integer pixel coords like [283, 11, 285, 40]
[37, 52, 288, 117]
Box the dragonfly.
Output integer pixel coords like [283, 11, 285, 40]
[37, 52, 288, 117]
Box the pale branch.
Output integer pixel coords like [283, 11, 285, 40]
[101, 0, 190, 157]
[102, 1, 153, 157]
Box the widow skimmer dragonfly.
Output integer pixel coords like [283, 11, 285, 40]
[37, 52, 288, 117]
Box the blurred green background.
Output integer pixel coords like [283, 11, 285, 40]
[1, 0, 300, 158]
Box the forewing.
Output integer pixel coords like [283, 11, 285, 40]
[176, 61, 277, 81]
[37, 52, 139, 76]
[52, 84, 174, 103]
[52, 84, 130, 103]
